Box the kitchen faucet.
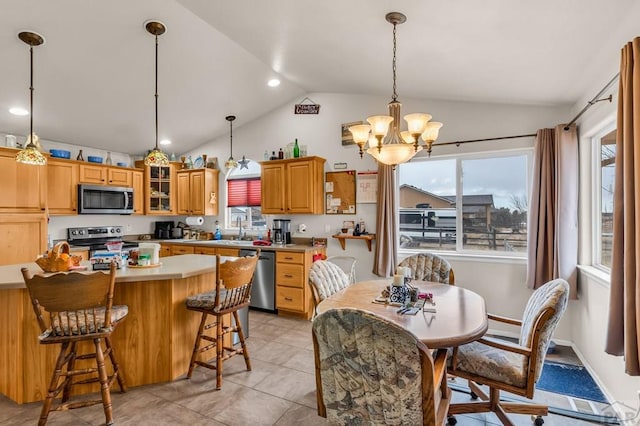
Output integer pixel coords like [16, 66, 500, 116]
[237, 216, 243, 240]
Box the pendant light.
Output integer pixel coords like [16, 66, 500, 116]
[15, 31, 47, 166]
[224, 115, 238, 170]
[143, 21, 169, 167]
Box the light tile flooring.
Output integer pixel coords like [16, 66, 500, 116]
[0, 311, 609, 425]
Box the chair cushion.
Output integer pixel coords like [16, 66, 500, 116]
[313, 308, 423, 425]
[452, 340, 528, 388]
[398, 253, 452, 284]
[185, 289, 227, 311]
[41, 305, 128, 339]
[309, 260, 351, 302]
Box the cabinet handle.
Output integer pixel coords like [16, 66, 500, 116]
[284, 297, 293, 302]
[284, 256, 293, 260]
[284, 274, 293, 278]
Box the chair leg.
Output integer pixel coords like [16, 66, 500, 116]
[61, 342, 77, 403]
[216, 318, 224, 389]
[233, 310, 251, 371]
[94, 338, 114, 426]
[105, 336, 127, 392]
[39, 342, 70, 426]
[187, 312, 208, 379]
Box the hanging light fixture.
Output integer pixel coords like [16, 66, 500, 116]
[143, 21, 169, 167]
[349, 12, 443, 167]
[224, 115, 238, 170]
[15, 31, 47, 166]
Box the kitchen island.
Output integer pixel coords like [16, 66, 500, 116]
[0, 254, 219, 404]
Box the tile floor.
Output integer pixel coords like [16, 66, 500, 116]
[0, 311, 611, 425]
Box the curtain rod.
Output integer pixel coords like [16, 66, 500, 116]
[432, 73, 620, 147]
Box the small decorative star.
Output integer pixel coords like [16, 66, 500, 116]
[238, 155, 250, 169]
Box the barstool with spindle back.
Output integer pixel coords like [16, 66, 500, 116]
[21, 262, 128, 425]
[185, 251, 259, 389]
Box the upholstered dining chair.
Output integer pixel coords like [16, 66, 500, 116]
[398, 252, 455, 285]
[312, 308, 451, 425]
[308, 259, 352, 316]
[186, 252, 259, 389]
[326, 255, 357, 284]
[21, 262, 128, 426]
[447, 278, 570, 426]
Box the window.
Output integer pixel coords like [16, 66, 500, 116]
[398, 150, 531, 255]
[225, 160, 266, 230]
[594, 127, 616, 269]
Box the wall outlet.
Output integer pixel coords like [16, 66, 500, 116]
[324, 224, 331, 233]
[126, 224, 132, 232]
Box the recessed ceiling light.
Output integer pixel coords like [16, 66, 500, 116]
[9, 107, 28, 116]
[160, 139, 171, 145]
[267, 79, 280, 88]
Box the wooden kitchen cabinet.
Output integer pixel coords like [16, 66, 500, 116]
[136, 161, 179, 215]
[260, 156, 325, 214]
[275, 249, 325, 319]
[0, 213, 47, 265]
[0, 147, 47, 213]
[47, 159, 79, 215]
[176, 168, 219, 216]
[171, 245, 195, 256]
[79, 164, 133, 187]
[132, 169, 144, 215]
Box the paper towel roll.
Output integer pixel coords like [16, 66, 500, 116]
[185, 216, 204, 226]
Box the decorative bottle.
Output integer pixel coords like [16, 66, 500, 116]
[76, 149, 84, 161]
[264, 150, 269, 160]
[214, 221, 222, 240]
[278, 148, 284, 159]
[293, 139, 300, 158]
[106, 152, 113, 165]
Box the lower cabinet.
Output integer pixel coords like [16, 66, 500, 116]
[275, 249, 325, 319]
[0, 213, 47, 265]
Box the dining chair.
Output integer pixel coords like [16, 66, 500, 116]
[398, 252, 455, 284]
[308, 259, 352, 316]
[186, 251, 259, 389]
[325, 255, 357, 284]
[21, 262, 128, 426]
[447, 278, 570, 426]
[312, 307, 451, 425]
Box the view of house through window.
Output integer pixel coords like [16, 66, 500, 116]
[398, 151, 530, 254]
[597, 128, 616, 269]
[225, 159, 266, 231]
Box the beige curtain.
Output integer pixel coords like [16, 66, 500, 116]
[373, 163, 397, 276]
[606, 37, 640, 375]
[526, 125, 578, 298]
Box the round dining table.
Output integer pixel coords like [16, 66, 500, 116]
[316, 279, 488, 349]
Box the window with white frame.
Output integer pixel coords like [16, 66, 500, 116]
[594, 127, 616, 269]
[225, 160, 266, 231]
[397, 149, 531, 254]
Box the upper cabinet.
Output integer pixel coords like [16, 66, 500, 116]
[0, 147, 47, 213]
[132, 169, 144, 215]
[47, 159, 78, 215]
[261, 156, 325, 214]
[176, 168, 219, 216]
[135, 161, 179, 215]
[79, 164, 132, 186]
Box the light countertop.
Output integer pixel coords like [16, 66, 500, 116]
[143, 239, 325, 253]
[0, 254, 217, 290]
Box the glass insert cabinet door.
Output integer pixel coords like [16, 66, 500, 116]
[136, 160, 176, 215]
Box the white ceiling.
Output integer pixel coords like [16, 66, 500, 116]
[0, 0, 637, 155]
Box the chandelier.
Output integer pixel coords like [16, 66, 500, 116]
[15, 31, 47, 166]
[349, 12, 443, 167]
[143, 21, 170, 167]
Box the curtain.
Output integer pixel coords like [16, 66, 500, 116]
[526, 125, 578, 298]
[373, 163, 397, 276]
[606, 37, 640, 375]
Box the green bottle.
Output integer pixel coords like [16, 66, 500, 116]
[293, 139, 300, 158]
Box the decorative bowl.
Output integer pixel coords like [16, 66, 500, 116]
[117, 162, 127, 167]
[87, 156, 103, 163]
[49, 149, 71, 159]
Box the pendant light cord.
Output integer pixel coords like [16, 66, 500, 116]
[154, 34, 159, 150]
[29, 44, 34, 145]
[229, 119, 233, 157]
[392, 21, 398, 102]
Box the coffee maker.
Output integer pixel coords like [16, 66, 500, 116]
[272, 219, 291, 245]
[154, 221, 174, 239]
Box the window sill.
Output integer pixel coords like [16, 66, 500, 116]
[577, 265, 610, 288]
[398, 248, 527, 265]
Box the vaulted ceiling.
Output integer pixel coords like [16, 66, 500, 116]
[0, 0, 637, 154]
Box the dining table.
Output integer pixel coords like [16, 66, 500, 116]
[316, 279, 488, 349]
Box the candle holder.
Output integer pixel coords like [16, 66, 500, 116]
[180, 156, 186, 169]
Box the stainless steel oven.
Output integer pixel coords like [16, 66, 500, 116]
[78, 184, 134, 214]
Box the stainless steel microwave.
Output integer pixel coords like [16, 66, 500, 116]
[78, 184, 134, 214]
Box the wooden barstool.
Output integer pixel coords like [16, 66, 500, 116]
[21, 262, 127, 426]
[186, 252, 259, 389]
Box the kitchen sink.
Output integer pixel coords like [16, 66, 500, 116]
[165, 239, 255, 246]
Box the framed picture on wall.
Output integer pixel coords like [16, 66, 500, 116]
[341, 121, 364, 146]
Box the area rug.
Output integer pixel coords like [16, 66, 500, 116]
[537, 361, 608, 403]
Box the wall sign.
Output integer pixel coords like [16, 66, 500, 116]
[294, 97, 320, 114]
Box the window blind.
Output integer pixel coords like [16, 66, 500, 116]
[227, 178, 261, 207]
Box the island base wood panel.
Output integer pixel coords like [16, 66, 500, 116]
[0, 270, 224, 404]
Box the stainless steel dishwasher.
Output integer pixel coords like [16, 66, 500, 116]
[240, 249, 276, 313]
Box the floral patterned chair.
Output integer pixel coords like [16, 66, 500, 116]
[398, 253, 455, 285]
[447, 278, 570, 426]
[312, 308, 451, 425]
[308, 260, 352, 315]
